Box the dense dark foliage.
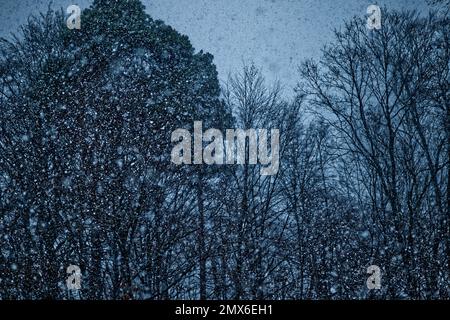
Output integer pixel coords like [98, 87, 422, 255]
[0, 0, 448, 299]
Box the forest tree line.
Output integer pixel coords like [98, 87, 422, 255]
[0, 0, 448, 299]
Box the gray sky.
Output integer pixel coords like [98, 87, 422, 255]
[0, 0, 429, 94]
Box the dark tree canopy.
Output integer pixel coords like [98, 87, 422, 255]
[0, 0, 448, 300]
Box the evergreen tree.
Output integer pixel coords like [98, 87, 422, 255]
[0, 0, 230, 299]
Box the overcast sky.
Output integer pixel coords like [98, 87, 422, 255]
[0, 0, 429, 94]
